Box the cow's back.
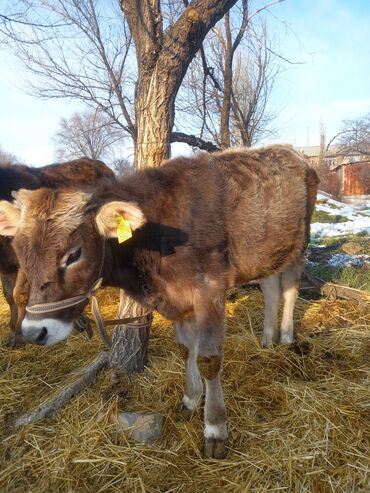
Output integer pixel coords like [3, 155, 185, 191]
[0, 163, 41, 201]
[136, 146, 316, 285]
[37, 158, 114, 188]
[215, 146, 316, 280]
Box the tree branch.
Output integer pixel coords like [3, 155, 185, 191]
[12, 352, 109, 429]
[171, 131, 220, 152]
[231, 0, 249, 56]
[0, 12, 69, 29]
[120, 0, 163, 68]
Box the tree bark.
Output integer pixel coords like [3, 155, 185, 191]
[303, 270, 370, 305]
[109, 291, 151, 382]
[220, 12, 233, 148]
[13, 352, 109, 428]
[134, 66, 175, 167]
[220, 0, 248, 148]
[121, 0, 237, 168]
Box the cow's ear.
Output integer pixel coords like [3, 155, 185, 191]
[95, 201, 146, 238]
[12, 189, 34, 210]
[0, 201, 21, 236]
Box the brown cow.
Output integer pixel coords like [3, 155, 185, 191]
[0, 145, 318, 457]
[0, 158, 115, 346]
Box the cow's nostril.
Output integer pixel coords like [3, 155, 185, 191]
[36, 327, 48, 344]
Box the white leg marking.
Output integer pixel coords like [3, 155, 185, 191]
[175, 320, 203, 410]
[280, 285, 297, 344]
[184, 351, 203, 407]
[260, 274, 281, 348]
[203, 375, 228, 440]
[183, 394, 200, 411]
[280, 263, 301, 345]
[204, 422, 228, 440]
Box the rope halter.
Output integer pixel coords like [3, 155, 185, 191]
[25, 277, 152, 348]
[25, 278, 103, 316]
[25, 277, 112, 346]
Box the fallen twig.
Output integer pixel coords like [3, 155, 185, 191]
[13, 351, 109, 429]
[303, 270, 370, 305]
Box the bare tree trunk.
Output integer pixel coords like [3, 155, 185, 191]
[109, 291, 151, 381]
[218, 1, 248, 148]
[134, 67, 174, 168]
[110, 57, 175, 381]
[122, 0, 237, 168]
[220, 13, 232, 149]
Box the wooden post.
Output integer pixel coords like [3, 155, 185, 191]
[109, 290, 151, 383]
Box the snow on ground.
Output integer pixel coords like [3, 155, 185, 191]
[312, 192, 370, 237]
[327, 253, 370, 268]
[311, 219, 370, 237]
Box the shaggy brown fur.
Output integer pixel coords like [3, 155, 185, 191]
[0, 158, 115, 346]
[0, 145, 319, 457]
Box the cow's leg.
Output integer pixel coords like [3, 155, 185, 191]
[175, 319, 203, 417]
[280, 262, 302, 344]
[13, 268, 30, 344]
[260, 274, 281, 348]
[202, 367, 228, 459]
[12, 269, 29, 347]
[195, 294, 228, 459]
[1, 273, 25, 348]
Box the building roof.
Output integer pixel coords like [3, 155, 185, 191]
[331, 159, 370, 171]
[295, 145, 342, 157]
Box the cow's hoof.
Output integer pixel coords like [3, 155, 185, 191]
[8, 335, 27, 349]
[262, 339, 272, 349]
[177, 403, 193, 421]
[261, 336, 274, 349]
[262, 332, 279, 349]
[204, 438, 228, 459]
[280, 333, 294, 345]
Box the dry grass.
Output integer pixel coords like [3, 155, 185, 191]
[0, 286, 369, 492]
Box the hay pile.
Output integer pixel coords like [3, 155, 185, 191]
[0, 286, 369, 492]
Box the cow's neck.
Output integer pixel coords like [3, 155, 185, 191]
[101, 237, 155, 305]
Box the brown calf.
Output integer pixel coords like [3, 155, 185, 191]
[0, 158, 115, 346]
[0, 145, 318, 457]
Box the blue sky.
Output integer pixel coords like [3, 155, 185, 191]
[266, 0, 370, 146]
[0, 0, 369, 165]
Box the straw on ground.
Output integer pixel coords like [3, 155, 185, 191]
[0, 285, 369, 492]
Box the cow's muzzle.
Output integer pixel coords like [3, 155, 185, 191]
[22, 278, 103, 345]
[22, 317, 73, 345]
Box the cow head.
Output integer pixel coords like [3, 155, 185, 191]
[0, 189, 145, 345]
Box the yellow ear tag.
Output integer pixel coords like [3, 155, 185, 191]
[117, 216, 132, 244]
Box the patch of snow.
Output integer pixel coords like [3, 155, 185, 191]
[316, 192, 370, 218]
[316, 203, 352, 218]
[313, 192, 370, 237]
[327, 253, 370, 268]
[311, 220, 370, 237]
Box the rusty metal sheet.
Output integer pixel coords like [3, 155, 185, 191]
[343, 162, 370, 196]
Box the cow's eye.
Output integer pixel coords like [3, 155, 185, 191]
[65, 247, 82, 267]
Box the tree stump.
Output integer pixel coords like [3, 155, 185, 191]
[109, 290, 152, 384]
